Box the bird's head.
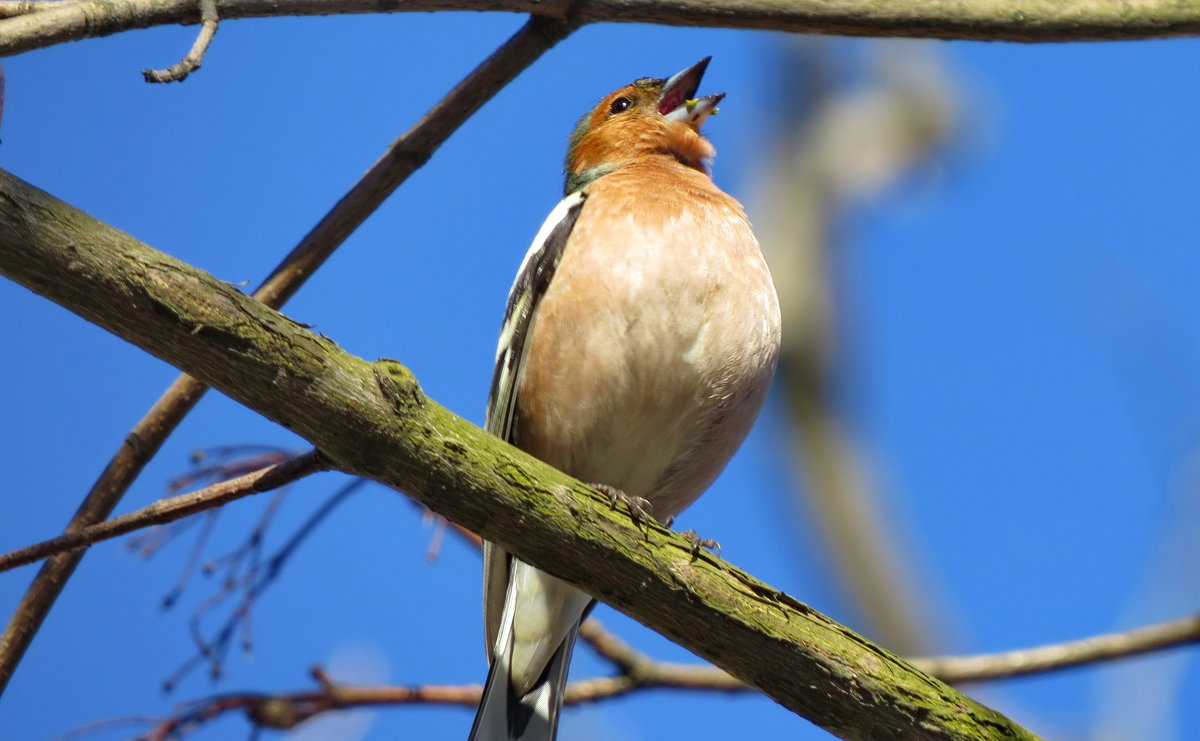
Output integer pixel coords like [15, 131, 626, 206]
[564, 57, 724, 194]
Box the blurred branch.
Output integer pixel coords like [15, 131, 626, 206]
[0, 14, 571, 697]
[3, 0, 1200, 59]
[0, 168, 1031, 739]
[163, 478, 369, 690]
[125, 613, 1200, 738]
[1073, 258, 1200, 734]
[125, 448, 296, 604]
[756, 41, 957, 655]
[0, 451, 325, 573]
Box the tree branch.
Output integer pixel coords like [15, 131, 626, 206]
[138, 667, 484, 740]
[912, 613, 1200, 683]
[0, 451, 326, 574]
[141, 0, 218, 83]
[0, 169, 1036, 739]
[577, 611, 1200, 690]
[0, 13, 570, 697]
[2, 0, 1200, 60]
[16, 457, 1191, 699]
[122, 611, 1200, 738]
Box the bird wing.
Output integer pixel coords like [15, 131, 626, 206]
[486, 190, 588, 441]
[482, 189, 587, 657]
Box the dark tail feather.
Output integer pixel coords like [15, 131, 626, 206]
[468, 623, 580, 741]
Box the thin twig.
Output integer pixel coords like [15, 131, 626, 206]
[47, 715, 168, 741]
[141, 0, 217, 83]
[0, 451, 327, 573]
[168, 448, 293, 496]
[0, 13, 572, 696]
[159, 506, 222, 608]
[143, 447, 293, 607]
[160, 477, 368, 689]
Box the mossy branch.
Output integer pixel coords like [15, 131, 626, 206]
[0, 168, 1036, 740]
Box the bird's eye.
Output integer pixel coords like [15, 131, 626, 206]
[609, 97, 632, 115]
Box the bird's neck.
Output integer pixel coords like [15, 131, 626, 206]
[566, 153, 709, 196]
[657, 123, 715, 172]
[566, 121, 715, 195]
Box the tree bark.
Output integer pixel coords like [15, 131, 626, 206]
[2, 0, 1200, 59]
[0, 168, 1038, 740]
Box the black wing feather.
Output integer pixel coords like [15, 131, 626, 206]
[486, 192, 588, 443]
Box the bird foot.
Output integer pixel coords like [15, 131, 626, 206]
[681, 529, 722, 558]
[592, 483, 653, 523]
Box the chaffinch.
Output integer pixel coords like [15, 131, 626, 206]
[469, 58, 781, 741]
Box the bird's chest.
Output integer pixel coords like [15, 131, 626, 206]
[513, 199, 778, 511]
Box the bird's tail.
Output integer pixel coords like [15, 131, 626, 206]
[467, 623, 580, 741]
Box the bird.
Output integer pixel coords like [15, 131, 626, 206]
[469, 57, 781, 741]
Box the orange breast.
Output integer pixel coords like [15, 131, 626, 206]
[513, 158, 780, 518]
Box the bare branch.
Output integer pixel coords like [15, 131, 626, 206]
[119, 612, 1200, 737]
[3, 0, 1200, 60]
[0, 451, 327, 574]
[0, 13, 571, 696]
[912, 613, 1200, 683]
[139, 669, 483, 740]
[578, 611, 1200, 692]
[574, 618, 744, 695]
[141, 0, 218, 83]
[133, 658, 734, 740]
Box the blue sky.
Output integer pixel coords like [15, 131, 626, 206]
[1, 11, 1198, 741]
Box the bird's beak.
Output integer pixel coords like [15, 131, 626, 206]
[660, 57, 724, 130]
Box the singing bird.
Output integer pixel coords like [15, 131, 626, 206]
[469, 58, 781, 740]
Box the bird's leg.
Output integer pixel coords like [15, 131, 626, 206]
[591, 483, 653, 523]
[681, 529, 722, 559]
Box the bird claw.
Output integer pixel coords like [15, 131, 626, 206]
[681, 529, 722, 558]
[592, 483, 653, 523]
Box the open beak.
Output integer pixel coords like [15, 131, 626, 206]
[659, 57, 724, 130]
